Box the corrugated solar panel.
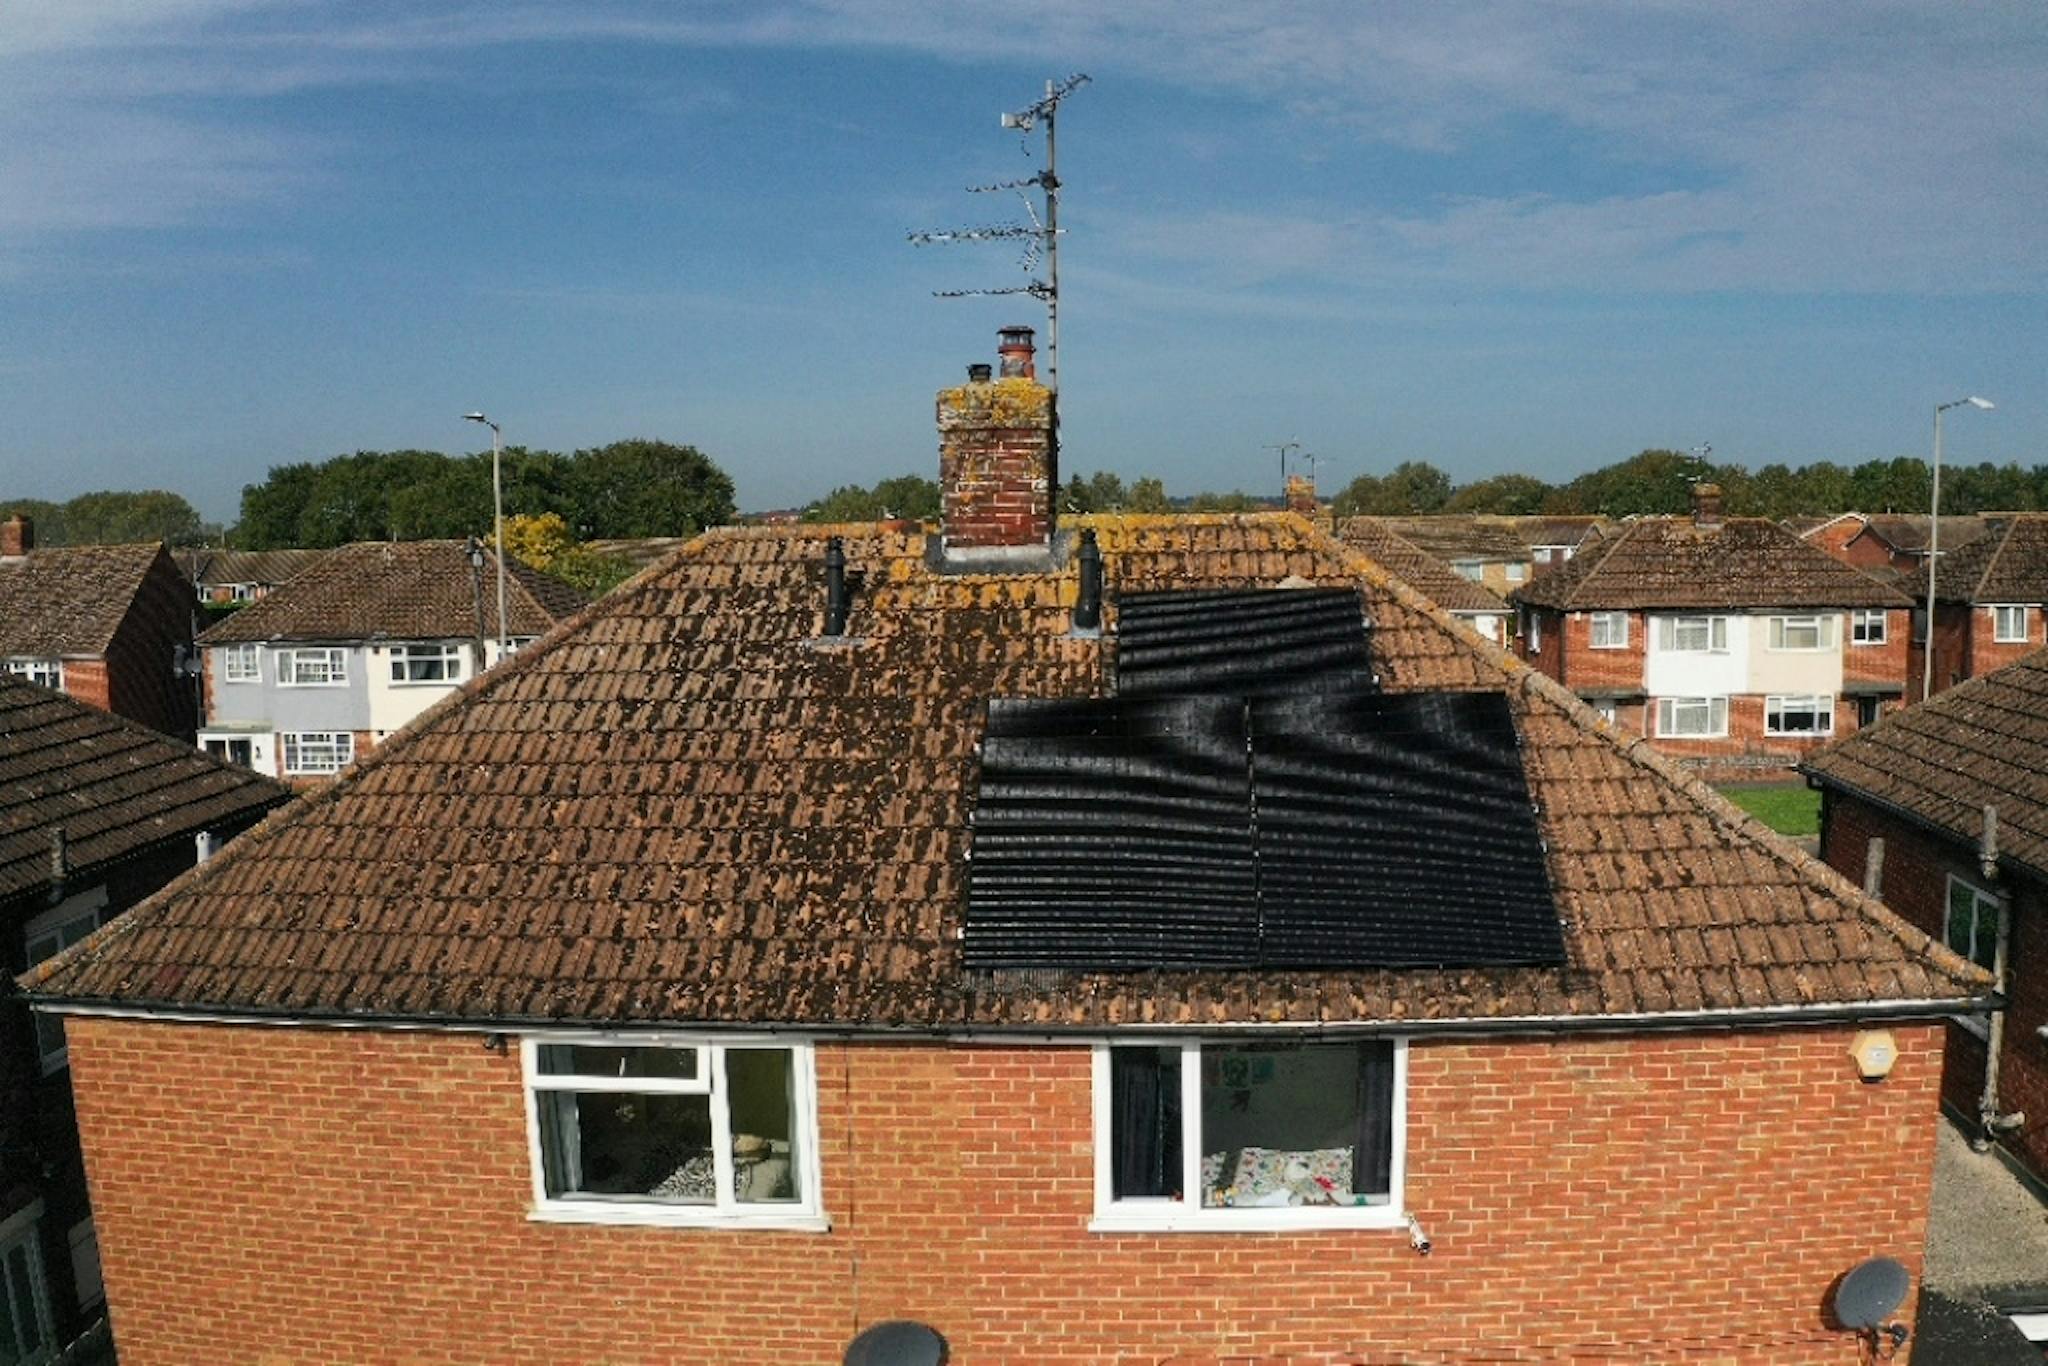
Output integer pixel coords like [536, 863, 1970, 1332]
[1114, 588, 1375, 697]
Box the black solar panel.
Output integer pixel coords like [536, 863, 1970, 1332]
[963, 589, 1563, 973]
[1252, 690, 1565, 967]
[966, 696, 1258, 970]
[1114, 588, 1375, 697]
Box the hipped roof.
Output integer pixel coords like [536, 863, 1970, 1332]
[1512, 517, 1911, 612]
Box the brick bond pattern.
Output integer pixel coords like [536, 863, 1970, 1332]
[71, 1017, 1942, 1365]
[1821, 791, 2048, 1181]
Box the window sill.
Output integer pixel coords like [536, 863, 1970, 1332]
[1089, 1205, 1406, 1235]
[387, 679, 461, 688]
[277, 681, 348, 689]
[528, 1203, 831, 1232]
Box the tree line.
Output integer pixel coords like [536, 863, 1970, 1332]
[0, 490, 208, 547]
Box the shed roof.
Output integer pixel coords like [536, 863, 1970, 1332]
[1512, 517, 1911, 612]
[1, 678, 293, 903]
[25, 514, 1984, 1029]
[197, 540, 584, 645]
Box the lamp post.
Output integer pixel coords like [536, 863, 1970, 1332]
[1922, 396, 1995, 702]
[463, 535, 489, 677]
[462, 412, 509, 660]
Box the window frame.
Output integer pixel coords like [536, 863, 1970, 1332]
[1849, 609, 1888, 646]
[1992, 605, 2030, 644]
[3, 658, 63, 690]
[521, 1033, 827, 1231]
[25, 888, 109, 1074]
[280, 731, 354, 775]
[1944, 877, 2003, 1040]
[1763, 693, 1835, 737]
[1089, 1039, 1409, 1234]
[221, 644, 261, 683]
[1657, 615, 1729, 654]
[1524, 610, 1542, 654]
[1504, 561, 1527, 583]
[1588, 612, 1629, 650]
[275, 647, 348, 687]
[1655, 695, 1729, 738]
[387, 642, 467, 686]
[0, 1203, 53, 1366]
[1766, 614, 1837, 652]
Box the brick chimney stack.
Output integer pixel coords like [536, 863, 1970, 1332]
[0, 514, 33, 558]
[937, 328, 1056, 553]
[1690, 482, 1724, 530]
[1285, 474, 1318, 518]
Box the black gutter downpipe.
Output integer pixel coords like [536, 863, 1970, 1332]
[824, 536, 849, 637]
[1073, 528, 1102, 632]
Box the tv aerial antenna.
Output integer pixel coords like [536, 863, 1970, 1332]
[909, 73, 1089, 395]
[1265, 439, 1302, 489]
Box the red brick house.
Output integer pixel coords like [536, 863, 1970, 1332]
[1914, 515, 2048, 700]
[175, 547, 329, 605]
[1337, 517, 1510, 644]
[0, 678, 289, 1359]
[1805, 649, 2048, 1185]
[23, 339, 1987, 1364]
[0, 515, 199, 740]
[1509, 487, 1914, 777]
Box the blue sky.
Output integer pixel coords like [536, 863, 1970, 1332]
[2, 2, 2042, 522]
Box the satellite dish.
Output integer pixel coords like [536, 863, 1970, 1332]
[844, 1320, 947, 1366]
[1834, 1256, 1911, 1330]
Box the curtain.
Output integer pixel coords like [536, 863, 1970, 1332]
[1353, 1041, 1395, 1198]
[1111, 1048, 1181, 1199]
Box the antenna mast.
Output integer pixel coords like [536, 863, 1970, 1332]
[910, 73, 1089, 394]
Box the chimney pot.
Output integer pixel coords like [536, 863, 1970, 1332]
[997, 326, 1036, 380]
[0, 514, 32, 558]
[1073, 529, 1103, 632]
[1285, 473, 1318, 518]
[967, 363, 993, 383]
[1691, 482, 1724, 529]
[823, 536, 850, 636]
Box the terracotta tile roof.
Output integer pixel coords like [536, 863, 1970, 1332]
[23, 514, 1985, 1027]
[1867, 514, 1992, 557]
[1924, 516, 2048, 605]
[178, 548, 330, 590]
[1507, 516, 1610, 550]
[1511, 516, 1912, 611]
[0, 543, 170, 657]
[1384, 516, 1529, 563]
[1337, 519, 1510, 615]
[583, 537, 695, 571]
[1, 678, 292, 902]
[197, 541, 584, 645]
[1804, 648, 2048, 882]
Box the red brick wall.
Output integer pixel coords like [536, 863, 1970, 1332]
[1520, 606, 1564, 682]
[1820, 792, 2046, 1182]
[935, 378, 1055, 550]
[1965, 604, 2046, 681]
[1811, 520, 1882, 566]
[1843, 609, 1910, 692]
[1557, 609, 1645, 693]
[59, 658, 111, 712]
[1649, 694, 1843, 779]
[70, 1019, 1944, 1365]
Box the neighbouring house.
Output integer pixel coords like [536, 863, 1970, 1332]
[1509, 484, 1915, 777]
[0, 514, 199, 741]
[194, 539, 585, 781]
[1914, 515, 2048, 700]
[1337, 516, 1511, 644]
[1383, 516, 1534, 595]
[175, 547, 329, 606]
[0, 677, 290, 1358]
[1860, 514, 1993, 575]
[1503, 515, 1609, 577]
[21, 335, 1989, 1364]
[1804, 649, 2048, 1186]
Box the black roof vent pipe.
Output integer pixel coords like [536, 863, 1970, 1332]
[1073, 529, 1103, 632]
[824, 536, 850, 636]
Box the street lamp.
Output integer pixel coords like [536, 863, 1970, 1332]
[462, 412, 509, 660]
[1922, 396, 1995, 702]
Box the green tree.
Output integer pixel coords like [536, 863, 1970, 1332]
[60, 489, 204, 545]
[1059, 470, 1130, 514]
[1443, 473, 1551, 515]
[1560, 449, 1715, 517]
[1126, 477, 1171, 514]
[236, 461, 322, 549]
[567, 439, 735, 539]
[1332, 461, 1455, 517]
[1847, 457, 1931, 514]
[0, 498, 68, 544]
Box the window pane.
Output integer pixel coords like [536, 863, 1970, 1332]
[726, 1048, 801, 1204]
[5, 1246, 38, 1354]
[1973, 904, 1999, 970]
[0, 1251, 20, 1363]
[1946, 890, 1975, 958]
[538, 1090, 714, 1201]
[1109, 1046, 1182, 1200]
[1198, 1043, 1391, 1209]
[537, 1044, 698, 1081]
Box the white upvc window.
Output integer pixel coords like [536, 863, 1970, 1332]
[1524, 611, 1542, 653]
[1655, 696, 1728, 738]
[1504, 562, 1527, 583]
[222, 644, 261, 683]
[1850, 609, 1888, 645]
[228, 583, 257, 603]
[1453, 562, 1484, 582]
[1590, 699, 1620, 725]
[1091, 1039, 1407, 1233]
[1992, 605, 2030, 643]
[388, 642, 467, 685]
[25, 888, 109, 1074]
[1764, 694, 1834, 737]
[1656, 616, 1728, 653]
[276, 647, 347, 687]
[1767, 615, 1838, 651]
[0, 1204, 53, 1366]
[523, 1036, 824, 1230]
[3, 658, 63, 689]
[1533, 547, 1554, 564]
[1588, 612, 1629, 649]
[1946, 877, 2004, 1039]
[280, 731, 354, 775]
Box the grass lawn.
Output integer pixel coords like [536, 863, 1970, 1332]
[1717, 784, 1821, 837]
